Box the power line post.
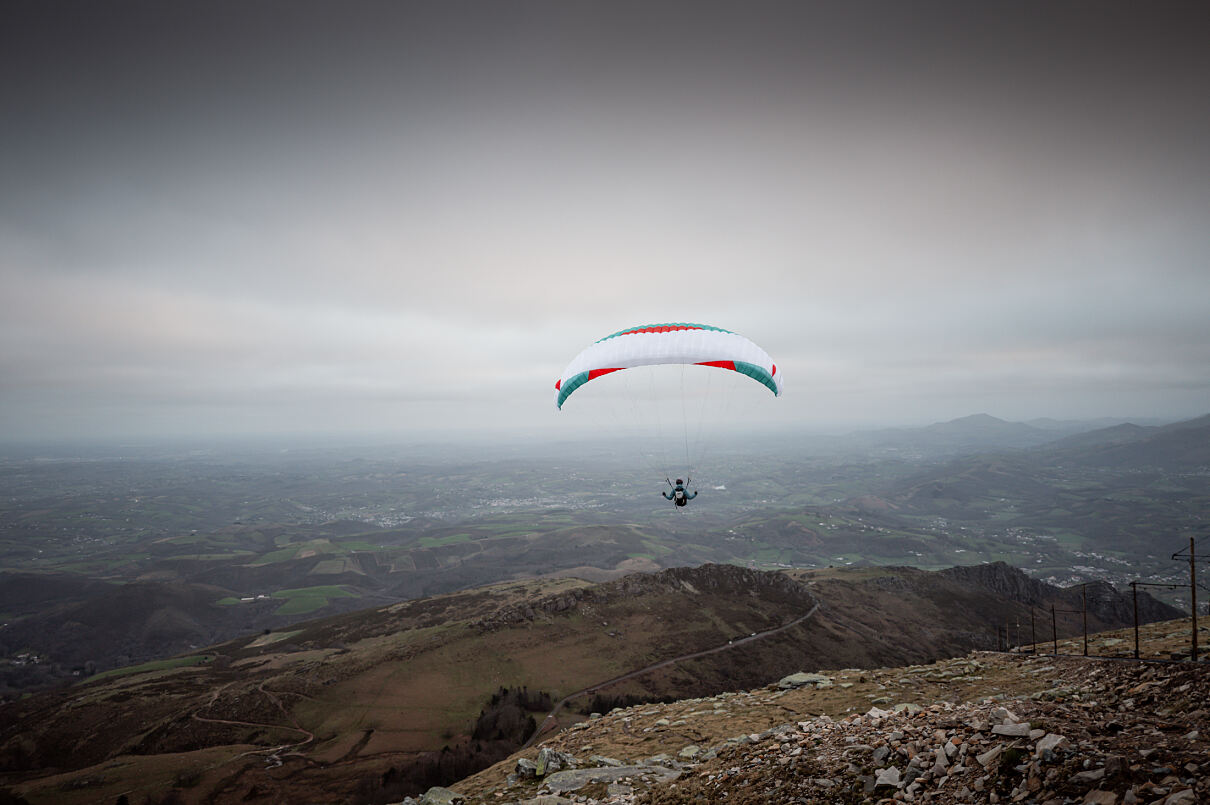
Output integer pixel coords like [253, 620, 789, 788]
[1051, 605, 1058, 655]
[1082, 584, 1088, 657]
[1192, 537, 1198, 663]
[1171, 535, 1201, 663]
[1130, 579, 1194, 660]
[1051, 602, 1085, 657]
[1132, 581, 1139, 660]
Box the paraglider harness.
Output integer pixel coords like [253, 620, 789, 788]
[664, 478, 697, 507]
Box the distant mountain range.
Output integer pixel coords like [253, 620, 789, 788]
[840, 413, 1188, 456]
[855, 413, 1210, 560]
[1039, 413, 1210, 469]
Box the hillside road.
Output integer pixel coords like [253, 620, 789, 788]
[523, 601, 821, 749]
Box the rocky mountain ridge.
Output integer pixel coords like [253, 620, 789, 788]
[935, 564, 1178, 625]
[436, 620, 1209, 805]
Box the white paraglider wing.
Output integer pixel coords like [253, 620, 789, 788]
[555, 323, 781, 409]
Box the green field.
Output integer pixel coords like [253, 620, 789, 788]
[272, 585, 357, 615]
[85, 654, 214, 683]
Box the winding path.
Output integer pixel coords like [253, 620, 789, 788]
[522, 601, 821, 749]
[191, 681, 316, 759]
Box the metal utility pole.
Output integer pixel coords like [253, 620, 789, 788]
[1051, 605, 1058, 654]
[1191, 537, 1197, 663]
[1051, 602, 1085, 657]
[1130, 580, 1193, 660]
[1192, 537, 1198, 663]
[1132, 582, 1139, 659]
[1082, 584, 1088, 657]
[1171, 536, 1200, 663]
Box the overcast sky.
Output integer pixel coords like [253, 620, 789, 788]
[2, 1, 1209, 443]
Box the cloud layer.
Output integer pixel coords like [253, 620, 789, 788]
[2, 1, 1209, 441]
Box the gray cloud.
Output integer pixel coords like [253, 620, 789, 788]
[2, 1, 1209, 441]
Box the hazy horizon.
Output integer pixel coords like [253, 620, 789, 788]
[0, 410, 1194, 456]
[4, 2, 1209, 442]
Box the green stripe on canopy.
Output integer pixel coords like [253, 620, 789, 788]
[733, 361, 778, 396]
[595, 323, 733, 343]
[556, 371, 591, 409]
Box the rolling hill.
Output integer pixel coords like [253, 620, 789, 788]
[0, 562, 1180, 804]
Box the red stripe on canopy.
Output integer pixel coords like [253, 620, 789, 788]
[696, 360, 736, 370]
[617, 325, 705, 337]
[588, 367, 625, 380]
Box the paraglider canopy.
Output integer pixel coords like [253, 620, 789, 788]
[554, 323, 781, 409]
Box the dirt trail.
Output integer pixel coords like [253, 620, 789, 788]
[190, 681, 316, 758]
[523, 602, 820, 748]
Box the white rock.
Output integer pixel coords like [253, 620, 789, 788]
[1034, 733, 1070, 757]
[976, 744, 1004, 768]
[992, 723, 1031, 737]
[874, 766, 902, 788]
[990, 706, 1019, 724]
[1070, 768, 1105, 784]
[933, 750, 950, 774]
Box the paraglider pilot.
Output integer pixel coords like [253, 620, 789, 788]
[663, 479, 698, 507]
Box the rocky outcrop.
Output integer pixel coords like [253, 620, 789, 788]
[1083, 579, 1184, 624]
[938, 561, 1053, 605]
[646, 660, 1207, 805]
[448, 649, 1210, 805]
[938, 561, 1184, 624]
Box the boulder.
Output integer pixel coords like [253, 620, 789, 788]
[535, 747, 574, 776]
[418, 787, 463, 805]
[777, 672, 831, 689]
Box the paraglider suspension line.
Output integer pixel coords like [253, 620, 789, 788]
[680, 365, 692, 481]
